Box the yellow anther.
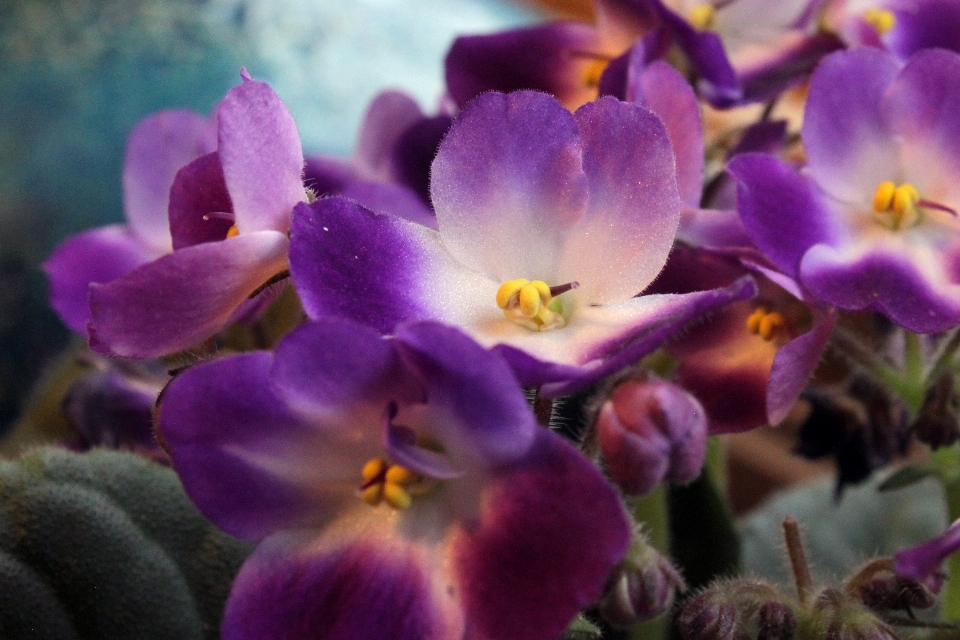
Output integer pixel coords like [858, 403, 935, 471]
[518, 283, 544, 318]
[746, 307, 769, 334]
[361, 458, 388, 482]
[863, 8, 896, 35]
[873, 181, 896, 213]
[384, 465, 417, 486]
[689, 4, 717, 30]
[496, 279, 530, 309]
[892, 183, 919, 216]
[758, 312, 788, 341]
[873, 181, 921, 229]
[383, 483, 412, 510]
[582, 58, 609, 89]
[360, 483, 384, 506]
[226, 225, 240, 238]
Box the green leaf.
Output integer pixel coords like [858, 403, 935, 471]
[878, 464, 937, 492]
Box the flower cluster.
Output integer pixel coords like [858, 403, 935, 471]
[40, 0, 960, 637]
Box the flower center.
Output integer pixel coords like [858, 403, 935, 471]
[688, 4, 717, 30]
[496, 278, 579, 332]
[746, 306, 789, 343]
[872, 181, 920, 229]
[358, 458, 433, 510]
[863, 8, 895, 35]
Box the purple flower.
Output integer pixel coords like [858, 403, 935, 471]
[894, 517, 958, 591]
[86, 71, 306, 358]
[729, 48, 960, 334]
[44, 110, 217, 333]
[290, 91, 754, 395]
[158, 318, 631, 640]
[824, 0, 960, 58]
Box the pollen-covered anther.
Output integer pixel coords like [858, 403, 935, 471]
[582, 58, 610, 89]
[689, 4, 717, 30]
[358, 458, 426, 510]
[872, 181, 919, 229]
[746, 307, 789, 342]
[863, 8, 896, 35]
[496, 278, 576, 332]
[226, 225, 240, 238]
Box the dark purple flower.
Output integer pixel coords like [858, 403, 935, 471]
[894, 518, 960, 590]
[730, 47, 960, 333]
[824, 0, 960, 58]
[289, 90, 754, 395]
[159, 318, 631, 640]
[87, 71, 306, 358]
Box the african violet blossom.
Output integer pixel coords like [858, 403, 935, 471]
[44, 110, 216, 333]
[87, 71, 306, 358]
[290, 91, 754, 395]
[823, 0, 960, 58]
[159, 318, 631, 640]
[894, 516, 957, 591]
[730, 47, 960, 334]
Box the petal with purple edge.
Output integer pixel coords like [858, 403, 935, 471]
[123, 110, 216, 252]
[453, 429, 631, 640]
[431, 91, 589, 282]
[218, 78, 305, 234]
[392, 322, 538, 468]
[223, 529, 463, 640]
[558, 96, 681, 304]
[44, 225, 162, 333]
[894, 518, 960, 584]
[385, 420, 464, 480]
[339, 181, 438, 229]
[802, 48, 901, 204]
[168, 152, 235, 250]
[766, 309, 834, 425]
[88, 231, 289, 358]
[887, 0, 960, 59]
[354, 91, 424, 179]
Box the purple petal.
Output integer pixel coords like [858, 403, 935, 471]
[431, 91, 588, 282]
[168, 152, 235, 250]
[303, 156, 360, 197]
[655, 8, 740, 106]
[444, 22, 604, 111]
[88, 231, 289, 358]
[122, 110, 216, 252]
[217, 78, 305, 234]
[727, 153, 843, 280]
[453, 429, 631, 640]
[802, 48, 901, 204]
[557, 96, 681, 303]
[390, 114, 453, 206]
[766, 309, 834, 425]
[735, 32, 844, 105]
[160, 352, 360, 540]
[895, 518, 960, 584]
[223, 531, 460, 640]
[44, 225, 162, 333]
[888, 0, 960, 59]
[385, 420, 463, 480]
[339, 181, 437, 229]
[354, 91, 424, 179]
[392, 322, 538, 467]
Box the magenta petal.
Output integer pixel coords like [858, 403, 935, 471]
[88, 231, 289, 358]
[218, 78, 305, 234]
[44, 225, 161, 333]
[354, 91, 424, 179]
[895, 519, 960, 584]
[431, 91, 589, 281]
[122, 110, 216, 251]
[168, 152, 235, 250]
[454, 429, 631, 640]
[766, 309, 835, 425]
[223, 532, 457, 640]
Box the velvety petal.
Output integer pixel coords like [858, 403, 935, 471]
[802, 48, 901, 204]
[894, 518, 960, 584]
[390, 114, 453, 206]
[727, 153, 844, 279]
[444, 22, 604, 111]
[431, 91, 589, 282]
[657, 8, 740, 106]
[168, 152, 235, 250]
[354, 90, 424, 179]
[223, 530, 462, 640]
[385, 421, 464, 480]
[122, 110, 216, 252]
[339, 181, 438, 229]
[558, 96, 681, 303]
[218, 78, 305, 234]
[393, 322, 538, 467]
[159, 352, 367, 540]
[303, 156, 360, 197]
[886, 49, 960, 210]
[766, 308, 835, 425]
[800, 241, 960, 333]
[887, 0, 960, 59]
[88, 231, 290, 358]
[453, 428, 631, 640]
[44, 225, 162, 333]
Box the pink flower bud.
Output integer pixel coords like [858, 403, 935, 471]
[599, 534, 687, 628]
[596, 378, 707, 496]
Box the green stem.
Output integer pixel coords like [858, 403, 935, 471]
[935, 446, 960, 621]
[902, 331, 926, 413]
[625, 485, 669, 640]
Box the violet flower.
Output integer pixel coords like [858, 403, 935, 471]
[44, 110, 216, 333]
[894, 517, 958, 591]
[158, 318, 631, 640]
[87, 71, 306, 358]
[729, 48, 960, 334]
[289, 91, 754, 395]
[823, 0, 960, 59]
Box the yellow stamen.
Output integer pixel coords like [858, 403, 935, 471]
[518, 283, 543, 318]
[361, 483, 384, 506]
[746, 307, 789, 342]
[497, 278, 574, 332]
[582, 58, 609, 89]
[892, 183, 919, 217]
[226, 225, 240, 238]
[872, 181, 920, 229]
[361, 457, 388, 482]
[383, 483, 412, 510]
[746, 307, 768, 334]
[863, 8, 896, 35]
[496, 279, 530, 309]
[689, 4, 717, 30]
[873, 181, 896, 213]
[384, 465, 417, 486]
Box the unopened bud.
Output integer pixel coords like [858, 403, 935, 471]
[599, 534, 686, 628]
[848, 563, 936, 613]
[816, 589, 902, 640]
[677, 589, 739, 640]
[911, 373, 960, 449]
[596, 377, 707, 496]
[757, 601, 797, 640]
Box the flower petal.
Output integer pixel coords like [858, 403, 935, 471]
[168, 152, 235, 250]
[88, 231, 289, 358]
[431, 91, 589, 282]
[354, 90, 425, 179]
[766, 308, 834, 425]
[887, 0, 960, 59]
[339, 181, 438, 229]
[122, 110, 216, 252]
[558, 96, 681, 303]
[44, 225, 162, 333]
[218, 77, 305, 234]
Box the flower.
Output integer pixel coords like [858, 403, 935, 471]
[893, 518, 959, 591]
[44, 109, 216, 333]
[290, 90, 754, 395]
[823, 0, 960, 59]
[86, 70, 306, 358]
[158, 318, 631, 640]
[729, 47, 960, 333]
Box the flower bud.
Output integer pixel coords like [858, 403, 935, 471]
[756, 601, 797, 640]
[851, 567, 936, 613]
[677, 589, 739, 640]
[596, 377, 707, 496]
[815, 589, 903, 640]
[599, 533, 687, 628]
